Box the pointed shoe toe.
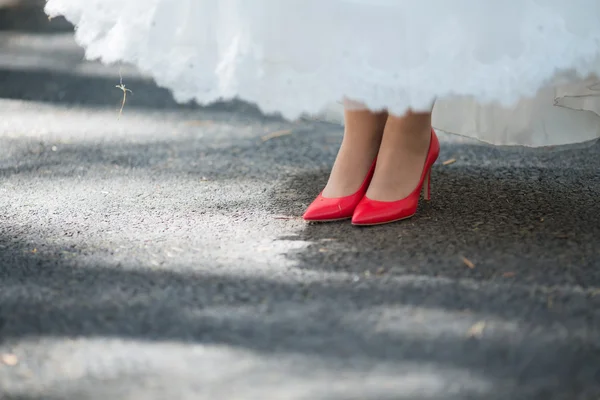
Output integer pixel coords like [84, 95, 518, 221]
[302, 160, 377, 223]
[303, 194, 357, 222]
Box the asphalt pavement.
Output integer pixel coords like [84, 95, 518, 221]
[1, 5, 600, 400]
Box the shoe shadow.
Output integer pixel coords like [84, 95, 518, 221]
[270, 140, 600, 287]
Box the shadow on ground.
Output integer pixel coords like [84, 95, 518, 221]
[0, 65, 276, 115]
[0, 1, 71, 33]
[1, 229, 599, 400]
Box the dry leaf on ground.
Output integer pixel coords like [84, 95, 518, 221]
[467, 321, 486, 338]
[1, 354, 18, 366]
[185, 120, 214, 126]
[462, 257, 475, 269]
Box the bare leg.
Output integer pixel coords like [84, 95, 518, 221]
[321, 104, 387, 198]
[366, 110, 432, 201]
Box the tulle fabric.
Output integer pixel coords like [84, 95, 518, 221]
[45, 0, 600, 146]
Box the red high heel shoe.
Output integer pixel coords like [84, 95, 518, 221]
[351, 129, 440, 226]
[303, 160, 377, 222]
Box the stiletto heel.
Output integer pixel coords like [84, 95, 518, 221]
[351, 129, 439, 226]
[303, 160, 377, 222]
[423, 169, 431, 201]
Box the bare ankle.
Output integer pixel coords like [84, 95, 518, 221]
[321, 107, 387, 198]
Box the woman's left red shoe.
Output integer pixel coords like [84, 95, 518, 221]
[303, 160, 377, 222]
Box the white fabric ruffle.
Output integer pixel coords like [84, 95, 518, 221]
[45, 0, 600, 146]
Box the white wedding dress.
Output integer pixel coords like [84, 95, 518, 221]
[45, 0, 600, 147]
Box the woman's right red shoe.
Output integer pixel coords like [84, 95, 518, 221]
[351, 129, 440, 226]
[303, 160, 376, 222]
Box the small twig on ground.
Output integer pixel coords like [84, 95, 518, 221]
[116, 68, 132, 118]
[443, 158, 457, 166]
[261, 129, 292, 142]
[185, 120, 214, 126]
